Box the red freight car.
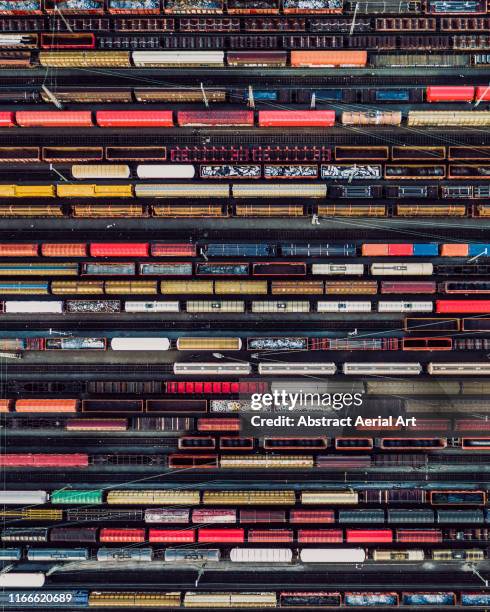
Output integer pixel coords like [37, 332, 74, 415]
[176, 111, 254, 127]
[426, 86, 475, 102]
[248, 529, 293, 543]
[198, 528, 245, 543]
[455, 420, 490, 432]
[298, 529, 343, 543]
[89, 243, 149, 257]
[239, 510, 287, 523]
[289, 510, 335, 524]
[0, 454, 89, 468]
[99, 528, 145, 543]
[362, 243, 414, 256]
[16, 111, 93, 127]
[381, 281, 437, 294]
[165, 381, 268, 394]
[150, 243, 197, 257]
[476, 86, 490, 102]
[149, 529, 195, 543]
[0, 112, 16, 127]
[95, 111, 173, 128]
[0, 243, 38, 256]
[346, 529, 393, 543]
[436, 300, 490, 314]
[257, 110, 335, 127]
[396, 529, 442, 543]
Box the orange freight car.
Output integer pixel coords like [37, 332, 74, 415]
[290, 50, 367, 67]
[0, 243, 38, 256]
[41, 243, 87, 257]
[15, 399, 79, 413]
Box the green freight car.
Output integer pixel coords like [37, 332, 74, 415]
[50, 489, 103, 504]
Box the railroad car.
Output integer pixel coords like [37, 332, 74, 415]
[165, 549, 220, 562]
[428, 363, 490, 375]
[186, 300, 245, 313]
[0, 281, 49, 294]
[16, 111, 93, 127]
[426, 86, 475, 102]
[247, 337, 307, 350]
[71, 164, 130, 180]
[227, 51, 286, 67]
[317, 301, 371, 312]
[343, 363, 422, 375]
[204, 243, 275, 257]
[312, 264, 364, 275]
[291, 50, 367, 67]
[322, 164, 382, 180]
[0, 574, 46, 588]
[263, 165, 317, 179]
[136, 183, 229, 198]
[89, 592, 181, 607]
[235, 204, 305, 217]
[378, 301, 433, 313]
[97, 548, 153, 562]
[408, 110, 490, 126]
[233, 183, 326, 198]
[436, 300, 490, 313]
[203, 490, 294, 505]
[27, 549, 88, 561]
[258, 362, 336, 375]
[300, 548, 366, 563]
[166, 381, 267, 394]
[341, 110, 401, 125]
[381, 281, 436, 294]
[251, 301, 310, 313]
[271, 281, 324, 294]
[110, 338, 170, 351]
[177, 110, 252, 127]
[258, 110, 335, 127]
[14, 399, 78, 413]
[183, 592, 276, 608]
[196, 263, 248, 276]
[0, 491, 47, 505]
[41, 243, 87, 257]
[165, 280, 216, 295]
[0, 243, 38, 256]
[280, 243, 355, 257]
[253, 262, 306, 276]
[173, 362, 251, 376]
[0, 454, 88, 468]
[177, 338, 242, 351]
[133, 51, 224, 67]
[370, 263, 433, 276]
[230, 548, 292, 562]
